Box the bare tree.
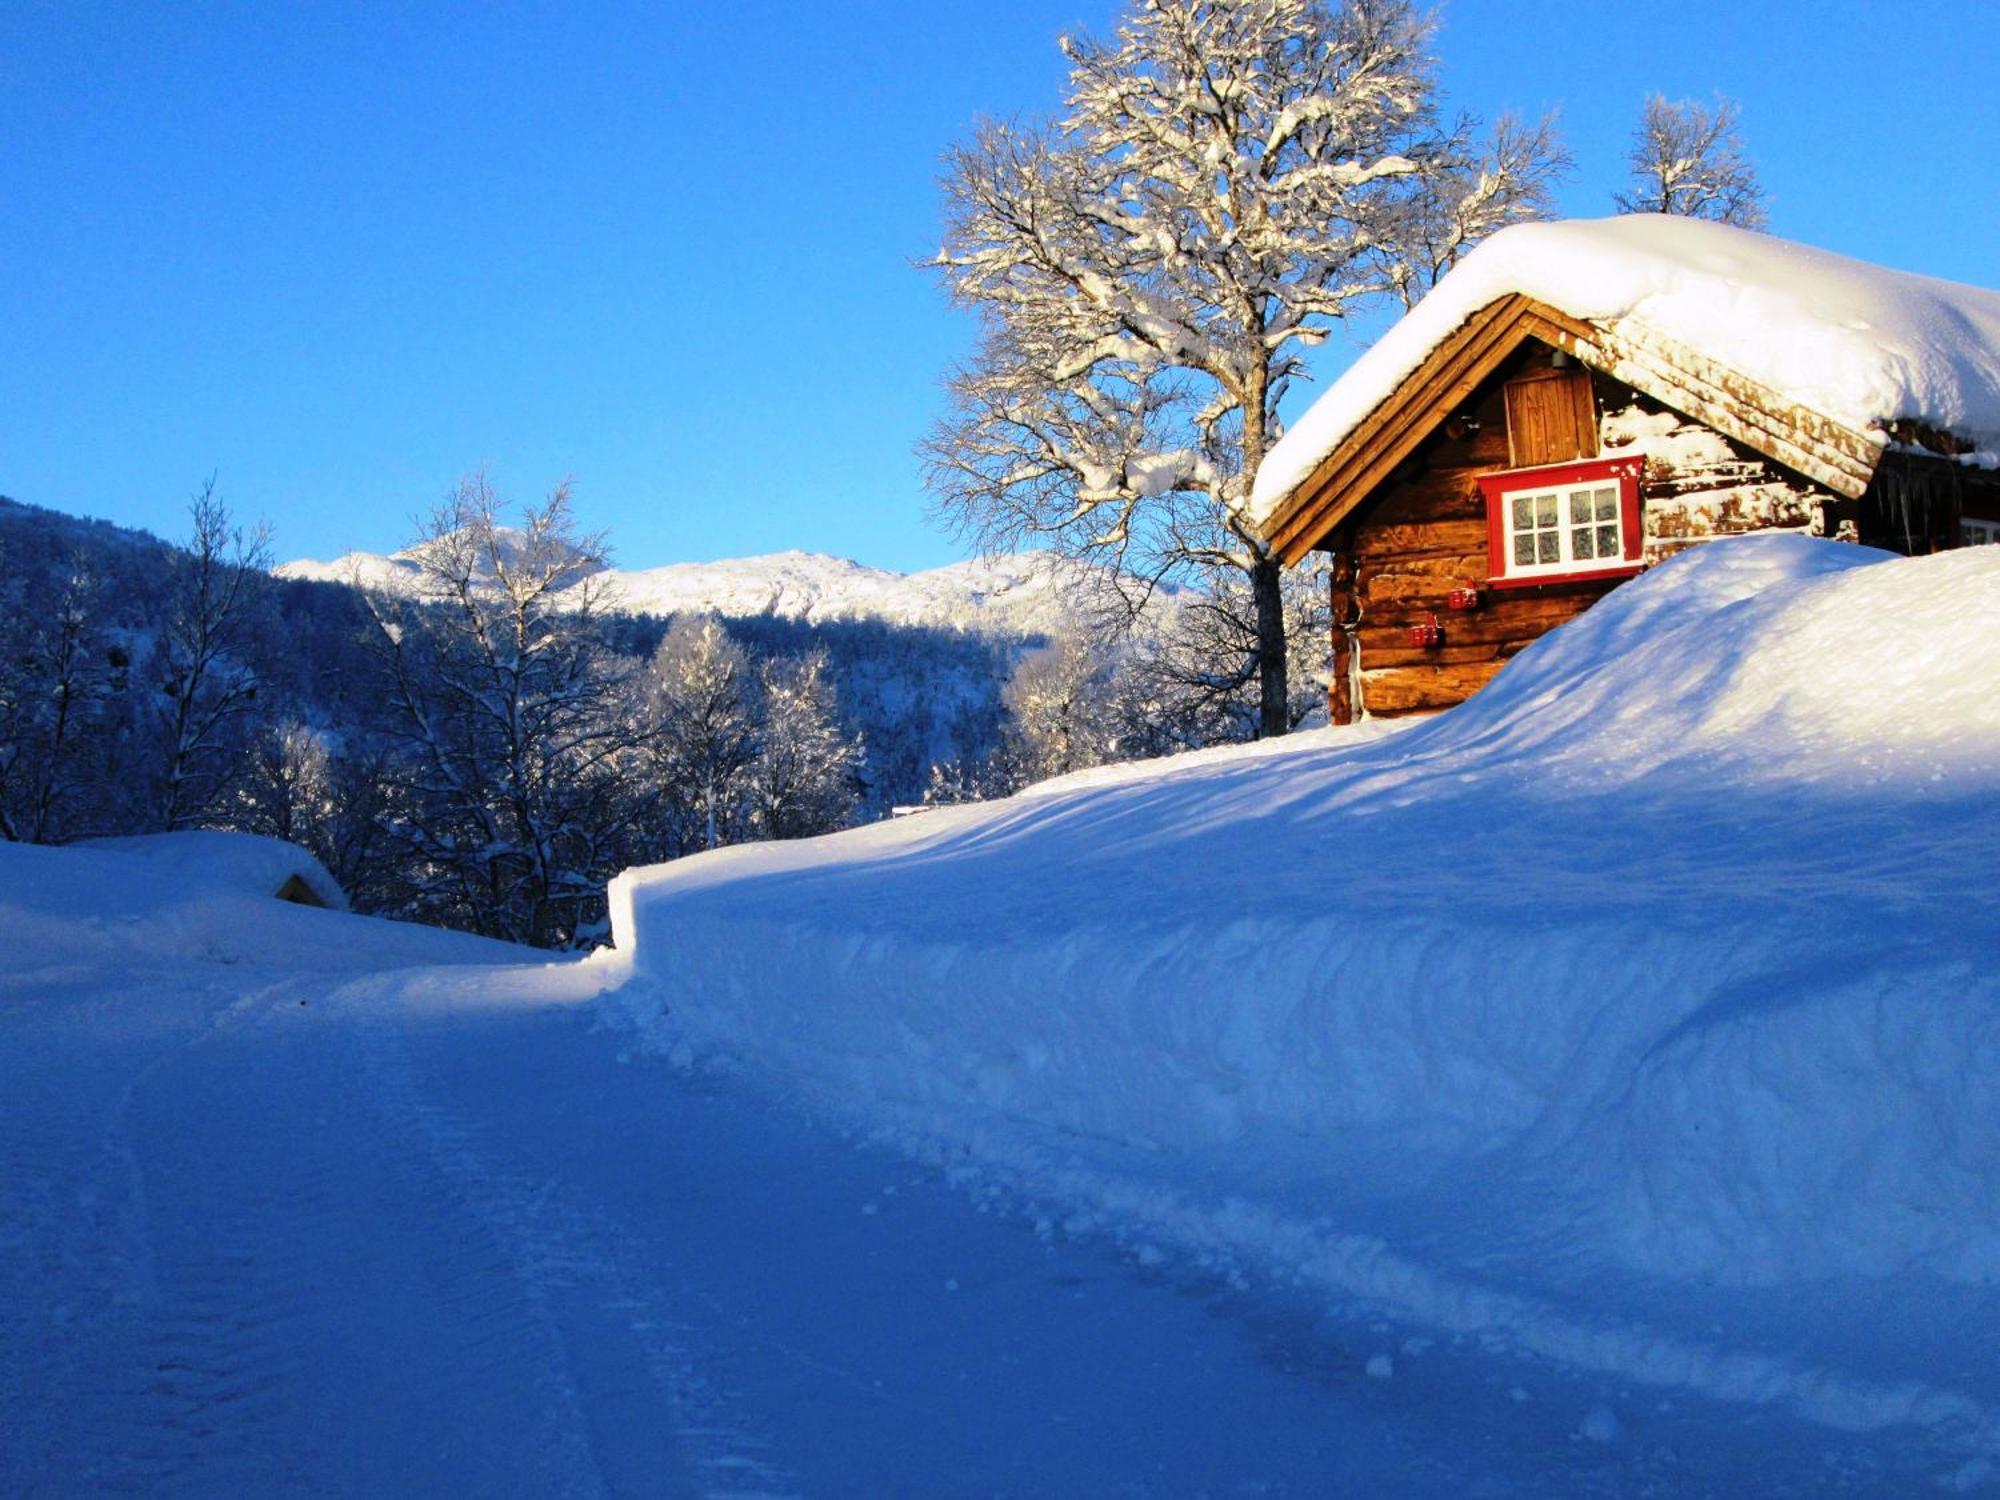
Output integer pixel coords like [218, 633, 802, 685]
[0, 555, 114, 842]
[235, 718, 338, 850]
[156, 479, 271, 830]
[1382, 110, 1571, 308]
[367, 473, 636, 946]
[1129, 558, 1331, 741]
[926, 0, 1564, 738]
[1615, 93, 1766, 228]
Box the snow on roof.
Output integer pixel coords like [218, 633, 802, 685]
[77, 831, 349, 910]
[1250, 215, 2000, 525]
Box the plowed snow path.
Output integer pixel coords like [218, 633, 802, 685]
[0, 942, 1959, 1496]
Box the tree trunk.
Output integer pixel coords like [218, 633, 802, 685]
[1251, 554, 1288, 738]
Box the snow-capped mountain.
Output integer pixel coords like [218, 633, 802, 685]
[592, 551, 1085, 634]
[275, 545, 1094, 636]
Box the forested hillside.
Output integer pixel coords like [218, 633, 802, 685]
[0, 493, 1025, 942]
[0, 488, 1322, 945]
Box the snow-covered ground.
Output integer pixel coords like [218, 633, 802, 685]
[8, 534, 1999, 1494]
[8, 829, 1915, 1495]
[603, 535, 2000, 1486]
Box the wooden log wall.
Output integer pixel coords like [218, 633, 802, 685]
[1344, 348, 1616, 718]
[1334, 345, 1846, 721]
[1593, 378, 1827, 560]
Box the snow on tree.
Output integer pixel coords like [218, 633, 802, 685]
[925, 0, 1564, 737]
[1000, 631, 1116, 784]
[747, 649, 863, 841]
[365, 474, 636, 947]
[1382, 110, 1570, 308]
[234, 719, 402, 915]
[639, 616, 759, 855]
[237, 719, 336, 848]
[154, 481, 271, 831]
[1614, 93, 1766, 228]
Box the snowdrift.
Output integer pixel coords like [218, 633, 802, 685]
[602, 537, 2000, 1430]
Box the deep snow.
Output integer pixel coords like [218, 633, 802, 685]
[603, 536, 2000, 1465]
[74, 830, 349, 911]
[6, 821, 1930, 1495]
[9, 534, 2000, 1493]
[1251, 215, 2000, 521]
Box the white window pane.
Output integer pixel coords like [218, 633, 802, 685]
[1535, 495, 1558, 527]
[1514, 534, 1535, 566]
[1572, 526, 1596, 560]
[1537, 532, 1561, 564]
[1597, 523, 1621, 556]
[1594, 487, 1619, 520]
[1512, 496, 1534, 531]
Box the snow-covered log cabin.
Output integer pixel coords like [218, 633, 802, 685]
[1251, 216, 2000, 722]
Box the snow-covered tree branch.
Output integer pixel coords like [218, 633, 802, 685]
[1614, 93, 1766, 228]
[365, 474, 637, 947]
[926, 0, 1563, 736]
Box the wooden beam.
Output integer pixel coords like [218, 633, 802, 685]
[1270, 296, 1535, 563]
[1327, 544, 1356, 726]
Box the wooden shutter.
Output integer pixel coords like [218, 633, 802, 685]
[1504, 368, 1598, 469]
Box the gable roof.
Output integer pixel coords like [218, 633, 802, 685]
[1253, 216, 2000, 563]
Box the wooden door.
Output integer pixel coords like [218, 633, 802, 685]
[1504, 368, 1598, 469]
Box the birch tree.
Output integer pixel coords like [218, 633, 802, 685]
[0, 556, 116, 842]
[367, 474, 636, 946]
[748, 650, 862, 841]
[155, 481, 271, 829]
[640, 616, 758, 855]
[1614, 93, 1766, 228]
[927, 0, 1563, 736]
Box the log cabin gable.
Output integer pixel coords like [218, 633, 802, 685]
[1305, 331, 1865, 724]
[1263, 296, 1887, 567]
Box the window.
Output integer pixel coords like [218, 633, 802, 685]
[1478, 456, 1645, 587]
[1963, 517, 2000, 547]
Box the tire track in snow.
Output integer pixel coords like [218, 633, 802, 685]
[344, 974, 799, 1500]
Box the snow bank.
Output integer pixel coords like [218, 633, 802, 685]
[600, 537, 2000, 1435]
[1252, 215, 2000, 522]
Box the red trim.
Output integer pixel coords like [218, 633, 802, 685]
[1477, 456, 1645, 588]
[1486, 564, 1642, 592]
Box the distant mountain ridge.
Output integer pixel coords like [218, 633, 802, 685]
[276, 544, 1097, 636]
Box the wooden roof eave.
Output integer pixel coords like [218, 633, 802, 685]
[1262, 297, 1888, 566]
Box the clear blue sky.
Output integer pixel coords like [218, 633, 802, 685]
[6, 1, 1996, 573]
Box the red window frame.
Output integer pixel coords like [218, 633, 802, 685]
[1478, 455, 1646, 589]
